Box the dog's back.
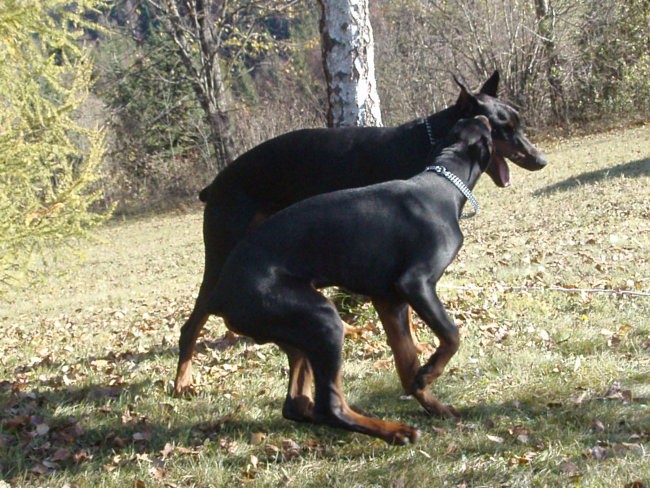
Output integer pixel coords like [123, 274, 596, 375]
[212, 172, 462, 321]
[198, 123, 432, 206]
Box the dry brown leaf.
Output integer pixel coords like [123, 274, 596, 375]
[73, 450, 92, 463]
[624, 481, 647, 488]
[373, 359, 393, 370]
[50, 448, 71, 462]
[249, 432, 265, 446]
[175, 445, 202, 456]
[559, 461, 579, 475]
[160, 442, 174, 459]
[132, 431, 152, 442]
[591, 419, 605, 432]
[149, 465, 166, 480]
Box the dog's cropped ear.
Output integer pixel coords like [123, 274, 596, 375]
[453, 75, 479, 115]
[479, 70, 499, 97]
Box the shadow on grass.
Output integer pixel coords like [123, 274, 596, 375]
[355, 383, 647, 485]
[533, 157, 650, 196]
[0, 375, 337, 482]
[1, 369, 647, 483]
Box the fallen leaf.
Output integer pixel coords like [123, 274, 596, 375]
[35, 423, 50, 436]
[487, 434, 504, 443]
[133, 431, 152, 442]
[282, 438, 300, 451]
[50, 448, 71, 462]
[249, 432, 265, 446]
[445, 442, 459, 455]
[373, 359, 393, 370]
[509, 452, 536, 465]
[591, 419, 605, 432]
[113, 435, 128, 448]
[175, 445, 202, 456]
[73, 450, 92, 463]
[160, 442, 174, 459]
[31, 463, 50, 475]
[586, 445, 608, 461]
[624, 481, 647, 488]
[4, 415, 30, 431]
[560, 461, 579, 475]
[149, 465, 166, 480]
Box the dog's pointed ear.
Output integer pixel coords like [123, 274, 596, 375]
[454, 75, 479, 115]
[479, 70, 499, 97]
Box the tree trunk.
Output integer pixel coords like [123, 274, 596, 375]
[535, 0, 564, 121]
[145, 0, 236, 169]
[317, 0, 382, 127]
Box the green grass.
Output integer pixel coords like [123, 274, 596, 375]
[2, 125, 649, 487]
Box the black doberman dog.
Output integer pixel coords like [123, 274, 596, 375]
[174, 71, 547, 395]
[209, 116, 497, 444]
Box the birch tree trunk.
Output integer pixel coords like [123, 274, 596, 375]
[317, 0, 382, 127]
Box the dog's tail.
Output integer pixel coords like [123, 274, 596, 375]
[198, 184, 211, 203]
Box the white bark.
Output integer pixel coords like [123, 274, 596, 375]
[318, 0, 382, 127]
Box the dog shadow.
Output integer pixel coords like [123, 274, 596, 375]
[534, 157, 650, 196]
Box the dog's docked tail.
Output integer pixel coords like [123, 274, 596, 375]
[198, 184, 211, 203]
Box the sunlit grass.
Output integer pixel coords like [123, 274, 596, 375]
[1, 125, 649, 486]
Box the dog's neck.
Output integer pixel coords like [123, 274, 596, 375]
[421, 150, 486, 218]
[422, 105, 465, 147]
[434, 148, 485, 190]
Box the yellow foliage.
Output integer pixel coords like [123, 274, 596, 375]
[0, 0, 110, 290]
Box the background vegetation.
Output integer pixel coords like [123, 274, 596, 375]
[0, 0, 109, 288]
[94, 0, 648, 213]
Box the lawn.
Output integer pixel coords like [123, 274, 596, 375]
[1, 124, 649, 487]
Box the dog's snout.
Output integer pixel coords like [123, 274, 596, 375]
[531, 153, 548, 170]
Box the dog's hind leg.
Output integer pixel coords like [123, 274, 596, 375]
[397, 277, 460, 418]
[174, 195, 260, 395]
[174, 305, 210, 395]
[274, 294, 420, 445]
[278, 343, 314, 422]
[373, 299, 420, 390]
[306, 338, 420, 445]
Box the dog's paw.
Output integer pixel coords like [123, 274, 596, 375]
[413, 389, 460, 419]
[438, 404, 461, 420]
[388, 425, 420, 446]
[173, 383, 197, 397]
[282, 395, 315, 423]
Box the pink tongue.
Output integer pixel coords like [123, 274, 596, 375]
[497, 157, 511, 186]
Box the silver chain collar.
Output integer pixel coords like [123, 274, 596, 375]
[425, 165, 481, 217]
